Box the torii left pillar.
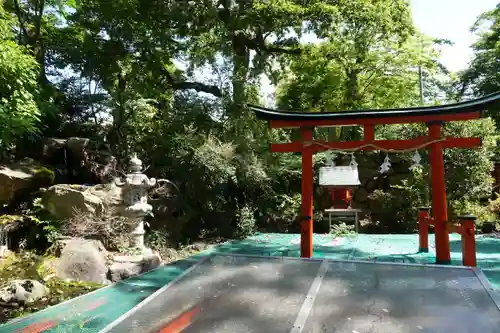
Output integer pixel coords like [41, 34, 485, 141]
[300, 127, 314, 257]
[428, 121, 451, 264]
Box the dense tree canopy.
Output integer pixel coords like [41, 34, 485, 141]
[460, 4, 500, 96]
[1, 0, 500, 242]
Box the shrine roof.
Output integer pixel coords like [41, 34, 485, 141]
[248, 92, 500, 124]
[319, 166, 361, 187]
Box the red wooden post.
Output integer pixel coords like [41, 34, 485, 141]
[418, 207, 430, 252]
[427, 121, 451, 264]
[459, 215, 477, 267]
[364, 124, 375, 142]
[300, 127, 314, 258]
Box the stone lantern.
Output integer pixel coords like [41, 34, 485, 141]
[115, 154, 156, 250]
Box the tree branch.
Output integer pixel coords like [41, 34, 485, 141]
[245, 36, 302, 56]
[34, 0, 45, 42]
[161, 69, 222, 97]
[169, 80, 223, 97]
[12, 0, 30, 42]
[263, 45, 302, 55]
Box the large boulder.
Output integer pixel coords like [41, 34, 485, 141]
[85, 183, 124, 214]
[66, 137, 90, 160]
[41, 183, 123, 220]
[0, 166, 33, 202]
[43, 137, 90, 162]
[54, 238, 108, 284]
[0, 280, 49, 304]
[41, 184, 104, 220]
[43, 138, 67, 159]
[42, 137, 116, 184]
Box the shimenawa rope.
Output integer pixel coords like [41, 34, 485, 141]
[302, 138, 446, 153]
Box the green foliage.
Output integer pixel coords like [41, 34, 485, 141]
[458, 4, 500, 133]
[488, 194, 500, 217]
[275, 2, 497, 232]
[33, 168, 56, 187]
[0, 197, 61, 248]
[460, 4, 500, 97]
[118, 247, 143, 256]
[234, 205, 257, 239]
[444, 119, 496, 201]
[278, 34, 449, 112]
[27, 198, 62, 245]
[363, 117, 496, 231]
[0, 214, 24, 226]
[376, 119, 497, 203]
[367, 173, 425, 233]
[449, 200, 496, 231]
[0, 4, 41, 155]
[145, 229, 169, 252]
[330, 222, 355, 236]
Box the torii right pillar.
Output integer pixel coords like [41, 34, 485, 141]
[428, 121, 451, 264]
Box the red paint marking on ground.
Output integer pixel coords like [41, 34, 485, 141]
[157, 306, 201, 333]
[13, 297, 107, 333]
[14, 320, 58, 333]
[85, 298, 107, 311]
[324, 238, 341, 246]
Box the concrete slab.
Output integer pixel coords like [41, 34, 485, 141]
[100, 254, 500, 333]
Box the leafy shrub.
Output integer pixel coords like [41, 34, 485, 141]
[27, 198, 62, 245]
[443, 119, 496, 201]
[4, 197, 62, 252]
[488, 194, 500, 219]
[449, 200, 496, 231]
[367, 189, 418, 233]
[233, 205, 256, 239]
[367, 169, 426, 233]
[330, 222, 355, 236]
[145, 229, 169, 251]
[0, 214, 24, 231]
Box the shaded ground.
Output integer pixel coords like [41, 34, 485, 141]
[1, 233, 500, 332]
[103, 256, 500, 333]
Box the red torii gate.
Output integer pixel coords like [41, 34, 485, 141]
[249, 93, 500, 264]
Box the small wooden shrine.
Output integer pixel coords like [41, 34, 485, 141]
[319, 165, 360, 209]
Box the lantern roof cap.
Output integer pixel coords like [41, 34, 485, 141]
[129, 154, 143, 172]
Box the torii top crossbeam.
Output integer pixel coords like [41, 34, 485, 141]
[249, 92, 500, 127]
[249, 92, 500, 264]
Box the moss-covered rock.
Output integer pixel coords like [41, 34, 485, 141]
[0, 251, 103, 323]
[33, 167, 55, 188]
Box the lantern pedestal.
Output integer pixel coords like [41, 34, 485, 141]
[110, 248, 161, 282]
[131, 221, 145, 249]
